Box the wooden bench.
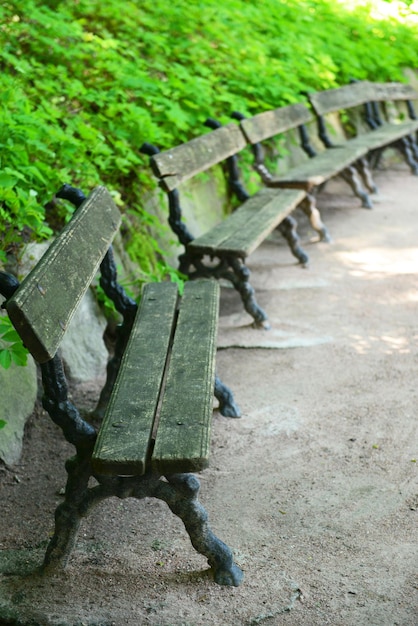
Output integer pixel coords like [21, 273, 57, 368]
[0, 184, 243, 586]
[307, 80, 418, 182]
[140, 123, 322, 330]
[232, 102, 374, 218]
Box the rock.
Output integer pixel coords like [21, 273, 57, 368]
[60, 287, 108, 383]
[0, 357, 37, 466]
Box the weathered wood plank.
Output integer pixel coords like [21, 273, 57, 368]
[188, 188, 306, 256]
[6, 186, 121, 363]
[151, 124, 247, 191]
[308, 82, 373, 116]
[272, 143, 369, 189]
[343, 119, 418, 151]
[92, 282, 179, 476]
[240, 103, 312, 144]
[369, 82, 418, 103]
[152, 280, 220, 475]
[309, 81, 418, 116]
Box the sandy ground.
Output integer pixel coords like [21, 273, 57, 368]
[0, 164, 417, 626]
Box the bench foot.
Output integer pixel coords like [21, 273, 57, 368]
[300, 193, 331, 242]
[214, 375, 241, 417]
[340, 165, 373, 209]
[277, 216, 309, 265]
[252, 318, 271, 330]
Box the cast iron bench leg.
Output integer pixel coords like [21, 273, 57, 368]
[160, 474, 244, 586]
[176, 251, 270, 329]
[340, 165, 372, 208]
[277, 215, 310, 264]
[43, 455, 92, 569]
[407, 134, 418, 161]
[300, 193, 331, 242]
[355, 157, 378, 195]
[43, 468, 244, 586]
[228, 256, 270, 329]
[395, 137, 418, 175]
[214, 375, 241, 417]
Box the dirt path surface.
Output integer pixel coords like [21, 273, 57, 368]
[0, 165, 417, 626]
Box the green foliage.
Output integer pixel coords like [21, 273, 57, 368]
[1, 0, 418, 326]
[0, 316, 29, 369]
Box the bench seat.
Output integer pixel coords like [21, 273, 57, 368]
[340, 119, 418, 153]
[265, 142, 369, 191]
[188, 187, 306, 257]
[93, 280, 220, 477]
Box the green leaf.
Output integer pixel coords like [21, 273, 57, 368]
[0, 349, 12, 370]
[0, 173, 18, 188]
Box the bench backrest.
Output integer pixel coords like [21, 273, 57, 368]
[150, 123, 247, 192]
[6, 186, 121, 363]
[238, 103, 313, 145]
[366, 81, 418, 103]
[308, 80, 418, 116]
[308, 81, 372, 116]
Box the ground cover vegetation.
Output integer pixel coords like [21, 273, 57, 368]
[1, 0, 418, 365]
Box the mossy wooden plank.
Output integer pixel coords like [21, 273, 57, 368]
[369, 82, 418, 103]
[217, 189, 306, 256]
[188, 188, 305, 256]
[151, 124, 247, 191]
[309, 81, 418, 117]
[272, 143, 369, 189]
[240, 103, 312, 144]
[6, 187, 121, 363]
[308, 82, 372, 116]
[348, 121, 418, 151]
[92, 282, 179, 476]
[152, 280, 219, 475]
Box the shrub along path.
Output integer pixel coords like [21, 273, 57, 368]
[0, 161, 417, 625]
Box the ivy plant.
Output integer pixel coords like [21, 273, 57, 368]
[0, 317, 29, 369]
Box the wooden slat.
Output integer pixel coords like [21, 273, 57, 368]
[240, 103, 312, 144]
[151, 124, 247, 191]
[92, 282, 179, 476]
[309, 81, 418, 116]
[6, 186, 121, 363]
[342, 119, 418, 151]
[368, 82, 418, 103]
[271, 143, 369, 189]
[308, 81, 373, 116]
[188, 188, 306, 256]
[152, 280, 220, 475]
